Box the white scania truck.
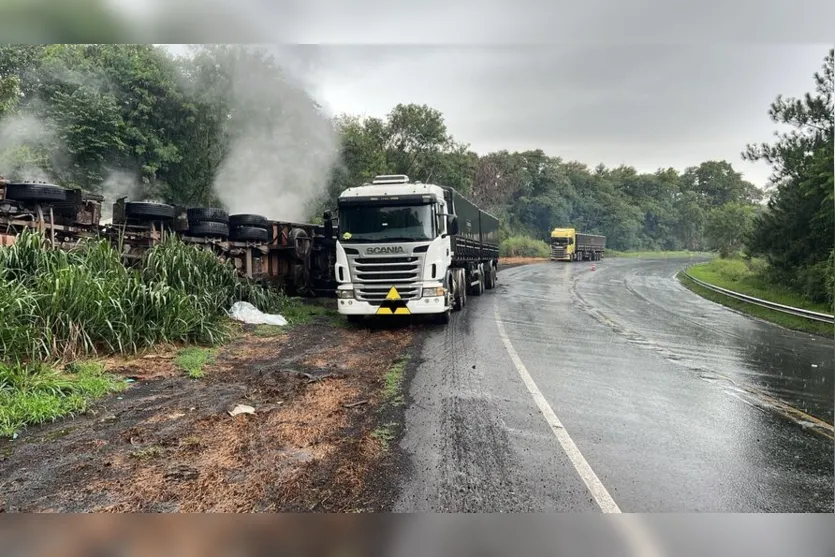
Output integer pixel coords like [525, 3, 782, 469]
[334, 174, 500, 324]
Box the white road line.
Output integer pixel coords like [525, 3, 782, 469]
[493, 301, 667, 557]
[493, 302, 621, 514]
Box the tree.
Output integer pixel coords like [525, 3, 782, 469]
[705, 203, 755, 258]
[680, 160, 761, 207]
[743, 48, 833, 301]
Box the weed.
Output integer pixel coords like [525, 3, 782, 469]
[174, 347, 216, 379]
[382, 355, 410, 402]
[0, 360, 123, 438]
[130, 445, 163, 459]
[371, 423, 398, 451]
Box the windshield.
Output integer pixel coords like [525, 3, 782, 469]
[339, 204, 435, 242]
[551, 237, 572, 246]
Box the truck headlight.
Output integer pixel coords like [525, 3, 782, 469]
[337, 289, 355, 299]
[422, 287, 445, 297]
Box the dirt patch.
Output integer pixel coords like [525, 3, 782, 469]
[498, 256, 549, 270]
[0, 312, 420, 513]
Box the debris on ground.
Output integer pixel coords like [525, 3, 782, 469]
[228, 404, 256, 417]
[228, 301, 287, 326]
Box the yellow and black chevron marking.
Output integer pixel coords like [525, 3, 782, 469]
[376, 286, 411, 315]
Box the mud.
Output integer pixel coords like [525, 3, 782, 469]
[0, 313, 420, 513]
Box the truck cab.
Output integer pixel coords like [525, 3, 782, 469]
[334, 174, 499, 324]
[551, 228, 575, 261]
[335, 175, 456, 321]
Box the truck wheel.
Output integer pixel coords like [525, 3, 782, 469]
[453, 269, 466, 310]
[125, 201, 176, 220]
[5, 183, 67, 203]
[187, 221, 229, 238]
[229, 225, 270, 242]
[485, 264, 496, 290]
[187, 207, 229, 224]
[229, 214, 269, 229]
[472, 264, 484, 296]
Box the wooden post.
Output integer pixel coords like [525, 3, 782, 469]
[49, 206, 55, 247]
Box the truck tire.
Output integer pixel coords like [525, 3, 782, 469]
[471, 264, 485, 296]
[229, 225, 270, 242]
[485, 264, 496, 290]
[187, 221, 229, 238]
[125, 201, 176, 220]
[452, 269, 466, 311]
[4, 183, 67, 203]
[229, 214, 269, 229]
[187, 207, 229, 224]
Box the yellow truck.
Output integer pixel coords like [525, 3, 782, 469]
[550, 227, 606, 261]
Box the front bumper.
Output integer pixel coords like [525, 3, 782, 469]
[337, 296, 448, 315]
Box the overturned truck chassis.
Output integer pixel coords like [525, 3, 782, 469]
[0, 182, 336, 298]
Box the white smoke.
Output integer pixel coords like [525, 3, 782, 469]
[210, 48, 340, 222]
[0, 113, 59, 183]
[99, 169, 143, 220]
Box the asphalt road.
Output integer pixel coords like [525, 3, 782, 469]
[395, 257, 834, 512]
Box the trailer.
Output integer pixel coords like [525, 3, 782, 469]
[0, 180, 337, 297]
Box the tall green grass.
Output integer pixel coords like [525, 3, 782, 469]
[500, 235, 550, 258]
[0, 230, 293, 362]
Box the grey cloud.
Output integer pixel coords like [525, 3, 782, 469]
[269, 43, 828, 186]
[1, 0, 832, 43]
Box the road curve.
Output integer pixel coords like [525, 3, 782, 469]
[394, 257, 834, 512]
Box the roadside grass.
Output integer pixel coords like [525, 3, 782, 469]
[382, 355, 410, 406]
[0, 360, 124, 438]
[371, 354, 411, 452]
[680, 258, 834, 337]
[608, 250, 715, 259]
[174, 347, 217, 379]
[688, 258, 832, 314]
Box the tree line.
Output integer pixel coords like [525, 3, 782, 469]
[0, 45, 832, 306]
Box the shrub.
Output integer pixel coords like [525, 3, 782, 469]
[500, 235, 550, 258]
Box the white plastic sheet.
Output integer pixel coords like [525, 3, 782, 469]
[227, 301, 287, 326]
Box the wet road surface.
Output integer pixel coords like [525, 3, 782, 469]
[395, 258, 834, 512]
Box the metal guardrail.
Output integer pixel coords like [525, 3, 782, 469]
[681, 268, 835, 325]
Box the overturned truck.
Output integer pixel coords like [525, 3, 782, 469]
[0, 179, 337, 297]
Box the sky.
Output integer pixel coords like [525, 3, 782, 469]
[263, 44, 829, 188]
[149, 1, 835, 189]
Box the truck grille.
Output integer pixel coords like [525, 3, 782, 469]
[551, 246, 567, 259]
[349, 255, 423, 304]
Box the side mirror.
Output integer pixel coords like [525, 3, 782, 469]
[446, 214, 459, 235]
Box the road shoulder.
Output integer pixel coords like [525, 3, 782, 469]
[0, 309, 421, 512]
